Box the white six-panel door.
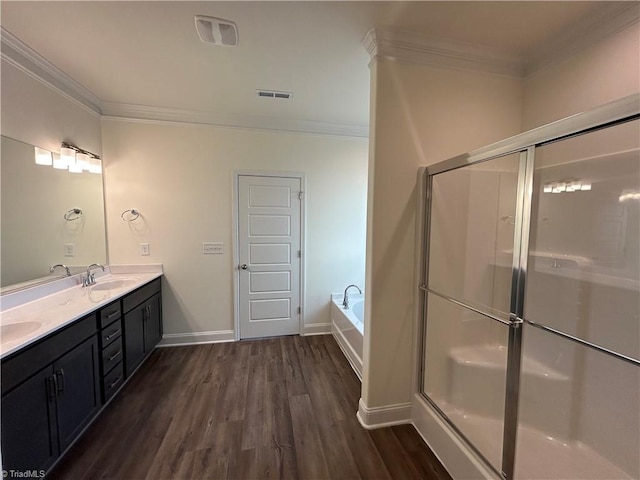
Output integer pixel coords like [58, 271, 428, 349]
[238, 175, 301, 339]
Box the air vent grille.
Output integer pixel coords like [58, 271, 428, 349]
[195, 15, 238, 47]
[256, 90, 293, 100]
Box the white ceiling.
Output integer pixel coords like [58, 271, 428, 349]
[0, 1, 621, 132]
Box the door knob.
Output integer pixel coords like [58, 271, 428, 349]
[240, 264, 248, 270]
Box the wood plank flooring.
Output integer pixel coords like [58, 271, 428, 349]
[50, 335, 451, 480]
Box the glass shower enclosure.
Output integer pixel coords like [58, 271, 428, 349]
[418, 95, 639, 480]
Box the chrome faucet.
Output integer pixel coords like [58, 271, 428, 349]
[83, 263, 105, 287]
[343, 284, 362, 309]
[50, 264, 71, 277]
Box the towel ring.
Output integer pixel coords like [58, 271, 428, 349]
[64, 208, 83, 221]
[121, 209, 140, 222]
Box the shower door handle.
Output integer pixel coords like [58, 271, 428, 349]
[239, 264, 248, 270]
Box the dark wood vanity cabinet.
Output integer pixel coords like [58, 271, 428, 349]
[1, 367, 58, 472]
[123, 279, 162, 377]
[0, 315, 100, 473]
[0, 277, 162, 474]
[99, 300, 125, 402]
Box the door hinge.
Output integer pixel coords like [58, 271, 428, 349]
[297, 306, 302, 314]
[298, 191, 304, 200]
[297, 250, 301, 258]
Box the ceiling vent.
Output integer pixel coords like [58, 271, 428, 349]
[194, 15, 238, 47]
[256, 90, 293, 100]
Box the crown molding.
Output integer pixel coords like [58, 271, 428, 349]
[525, 2, 640, 76]
[1, 27, 103, 116]
[363, 3, 640, 79]
[1, 26, 367, 138]
[101, 102, 369, 138]
[362, 28, 526, 78]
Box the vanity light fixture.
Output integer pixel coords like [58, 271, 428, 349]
[68, 159, 83, 174]
[34, 143, 101, 174]
[544, 180, 592, 194]
[34, 147, 53, 166]
[52, 152, 67, 170]
[76, 152, 91, 171]
[60, 146, 76, 169]
[88, 157, 102, 174]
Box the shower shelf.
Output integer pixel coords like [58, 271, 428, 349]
[449, 345, 568, 381]
[489, 255, 639, 292]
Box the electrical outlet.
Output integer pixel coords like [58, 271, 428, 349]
[203, 242, 223, 254]
[140, 243, 150, 256]
[64, 243, 75, 257]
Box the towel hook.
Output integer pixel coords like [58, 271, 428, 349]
[121, 209, 140, 222]
[64, 208, 83, 221]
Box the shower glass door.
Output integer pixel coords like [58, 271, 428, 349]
[515, 118, 640, 479]
[421, 153, 521, 473]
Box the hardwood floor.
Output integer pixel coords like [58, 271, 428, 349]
[50, 335, 451, 480]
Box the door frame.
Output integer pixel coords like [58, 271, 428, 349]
[232, 170, 306, 341]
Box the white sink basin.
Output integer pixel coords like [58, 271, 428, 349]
[91, 278, 138, 291]
[1, 321, 42, 343]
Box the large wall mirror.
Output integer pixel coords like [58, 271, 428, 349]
[1, 136, 107, 292]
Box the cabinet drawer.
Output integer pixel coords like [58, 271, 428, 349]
[1, 314, 97, 395]
[100, 321, 122, 348]
[122, 278, 161, 314]
[99, 301, 121, 329]
[101, 337, 123, 375]
[102, 362, 124, 402]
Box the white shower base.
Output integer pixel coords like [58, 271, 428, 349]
[430, 344, 634, 479]
[437, 401, 632, 479]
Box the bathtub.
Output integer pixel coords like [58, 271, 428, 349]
[330, 293, 363, 379]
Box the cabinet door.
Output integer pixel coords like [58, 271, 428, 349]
[124, 306, 145, 377]
[144, 293, 162, 352]
[54, 335, 101, 452]
[1, 367, 58, 472]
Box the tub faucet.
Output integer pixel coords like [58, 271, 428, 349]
[83, 263, 105, 287]
[343, 284, 362, 309]
[50, 264, 71, 277]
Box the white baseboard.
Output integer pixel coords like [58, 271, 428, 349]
[356, 398, 412, 429]
[157, 330, 235, 347]
[302, 322, 332, 336]
[331, 321, 362, 380]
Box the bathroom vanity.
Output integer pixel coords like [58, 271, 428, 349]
[0, 270, 162, 474]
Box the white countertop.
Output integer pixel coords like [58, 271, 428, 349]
[0, 265, 163, 359]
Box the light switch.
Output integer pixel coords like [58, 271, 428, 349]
[203, 242, 223, 254]
[64, 243, 74, 257]
[140, 243, 150, 256]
